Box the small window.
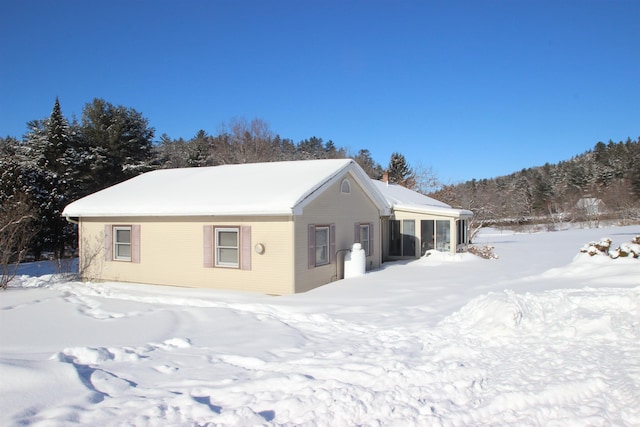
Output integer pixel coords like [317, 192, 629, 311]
[360, 224, 370, 255]
[315, 226, 330, 266]
[340, 179, 351, 194]
[216, 227, 239, 268]
[113, 226, 132, 261]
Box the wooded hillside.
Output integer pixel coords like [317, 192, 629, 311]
[430, 138, 640, 228]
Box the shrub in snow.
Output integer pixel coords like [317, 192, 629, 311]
[468, 245, 499, 259]
[582, 236, 640, 259]
[579, 238, 611, 256]
[611, 242, 640, 259]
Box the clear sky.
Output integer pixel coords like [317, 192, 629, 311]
[1, 0, 638, 184]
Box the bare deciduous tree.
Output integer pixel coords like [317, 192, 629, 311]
[412, 162, 441, 195]
[1, 193, 37, 289]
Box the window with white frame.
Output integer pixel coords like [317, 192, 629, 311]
[215, 227, 239, 268]
[113, 226, 132, 261]
[315, 226, 330, 266]
[359, 223, 370, 255]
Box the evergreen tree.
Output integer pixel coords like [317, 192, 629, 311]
[0, 136, 19, 157]
[17, 99, 80, 259]
[296, 136, 325, 160]
[353, 149, 383, 179]
[273, 135, 296, 161]
[80, 98, 155, 192]
[631, 170, 640, 200]
[188, 130, 212, 167]
[387, 152, 414, 187]
[45, 97, 67, 173]
[323, 140, 346, 159]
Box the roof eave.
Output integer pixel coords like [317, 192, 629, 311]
[292, 160, 391, 216]
[391, 204, 473, 218]
[63, 209, 297, 218]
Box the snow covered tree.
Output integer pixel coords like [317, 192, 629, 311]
[296, 136, 325, 160]
[631, 162, 640, 200]
[353, 149, 383, 179]
[387, 152, 415, 188]
[273, 135, 297, 161]
[0, 136, 19, 157]
[187, 130, 212, 167]
[80, 98, 155, 192]
[43, 98, 67, 173]
[16, 99, 80, 259]
[154, 134, 190, 168]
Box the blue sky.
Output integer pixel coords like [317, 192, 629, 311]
[1, 1, 638, 184]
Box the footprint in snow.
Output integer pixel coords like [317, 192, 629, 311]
[154, 364, 179, 374]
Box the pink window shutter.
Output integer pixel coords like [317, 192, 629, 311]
[354, 222, 360, 243]
[308, 225, 315, 269]
[369, 222, 374, 256]
[330, 224, 336, 264]
[131, 225, 141, 263]
[203, 225, 214, 268]
[241, 226, 251, 271]
[104, 225, 113, 261]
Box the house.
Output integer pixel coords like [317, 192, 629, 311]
[63, 159, 472, 295]
[575, 197, 605, 217]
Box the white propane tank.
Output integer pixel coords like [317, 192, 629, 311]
[344, 243, 366, 278]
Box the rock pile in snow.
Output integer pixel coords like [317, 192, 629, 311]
[580, 236, 640, 259]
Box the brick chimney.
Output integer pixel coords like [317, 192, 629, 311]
[382, 171, 389, 185]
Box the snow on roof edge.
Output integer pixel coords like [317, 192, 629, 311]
[62, 160, 463, 218]
[62, 159, 371, 218]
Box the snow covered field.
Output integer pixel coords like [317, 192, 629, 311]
[1, 225, 639, 426]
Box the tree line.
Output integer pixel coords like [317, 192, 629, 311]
[432, 137, 640, 230]
[6, 97, 633, 283]
[1, 98, 419, 282]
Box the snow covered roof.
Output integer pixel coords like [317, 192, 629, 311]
[372, 180, 473, 217]
[63, 159, 389, 217]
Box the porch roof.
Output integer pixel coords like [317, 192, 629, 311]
[372, 180, 473, 218]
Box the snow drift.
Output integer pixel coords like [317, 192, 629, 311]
[1, 225, 639, 426]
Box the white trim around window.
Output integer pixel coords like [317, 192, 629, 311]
[113, 226, 132, 261]
[105, 224, 140, 263]
[315, 226, 330, 266]
[354, 222, 374, 256]
[215, 227, 239, 268]
[360, 223, 370, 256]
[204, 225, 252, 270]
[308, 224, 336, 268]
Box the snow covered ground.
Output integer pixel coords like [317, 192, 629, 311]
[1, 225, 639, 426]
